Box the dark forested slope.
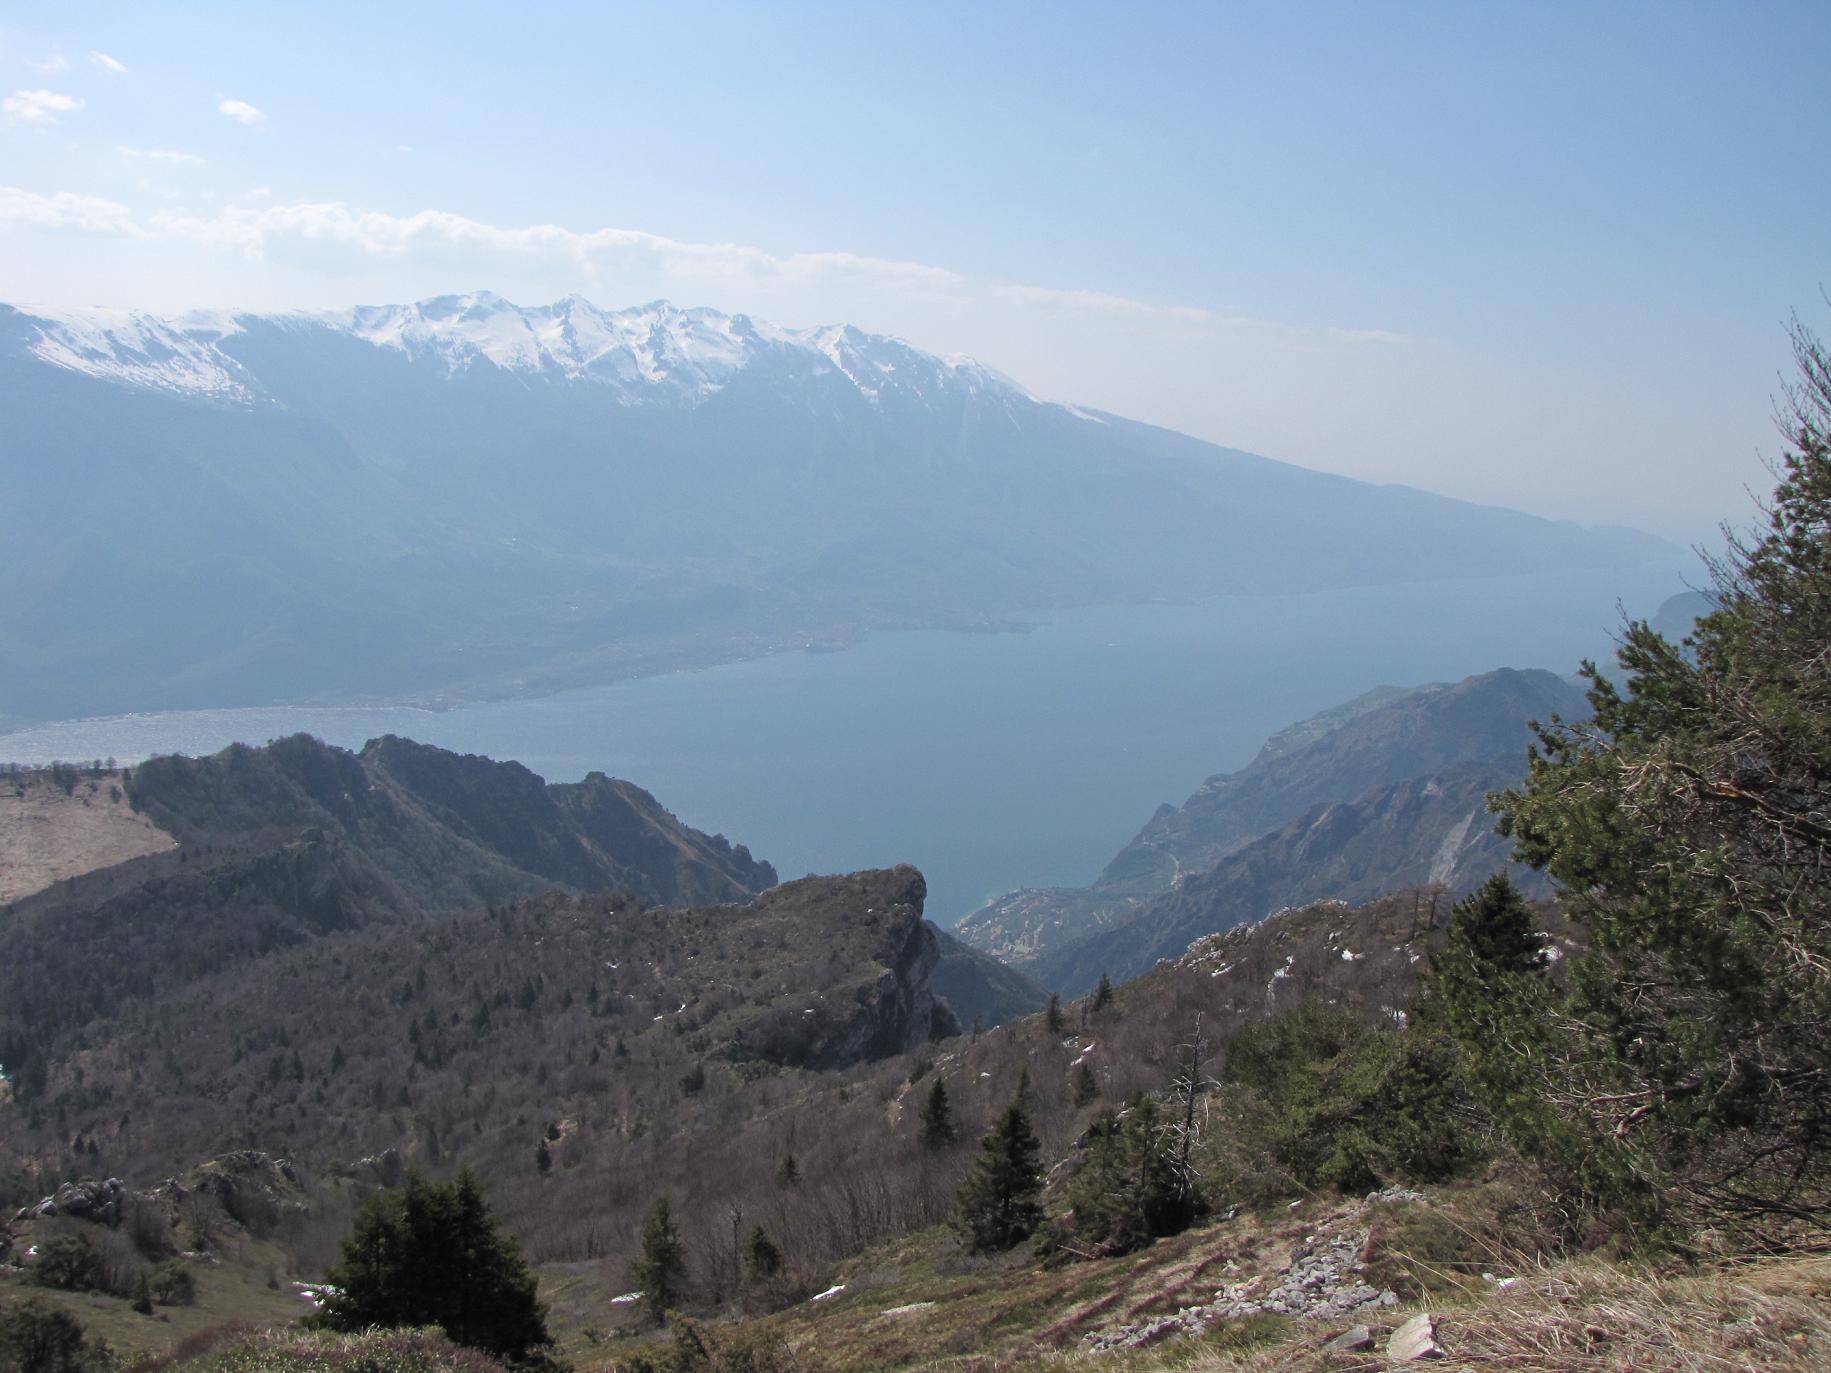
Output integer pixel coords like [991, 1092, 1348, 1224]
[125, 733, 775, 908]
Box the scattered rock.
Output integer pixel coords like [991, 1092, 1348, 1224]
[351, 1147, 403, 1187]
[1084, 1191, 1428, 1356]
[878, 1302, 935, 1318]
[1084, 1308, 1212, 1352]
[1388, 1312, 1444, 1361]
[1325, 1323, 1375, 1352]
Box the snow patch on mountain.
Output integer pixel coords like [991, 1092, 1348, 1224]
[16, 305, 255, 400]
[10, 292, 1034, 408]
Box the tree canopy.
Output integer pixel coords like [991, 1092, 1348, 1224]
[1490, 318, 1831, 1241]
[319, 1169, 552, 1364]
[953, 1097, 1044, 1252]
[631, 1194, 688, 1325]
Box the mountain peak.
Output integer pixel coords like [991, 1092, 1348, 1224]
[5, 292, 1033, 408]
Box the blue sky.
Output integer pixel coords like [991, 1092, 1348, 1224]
[3, 1, 1827, 540]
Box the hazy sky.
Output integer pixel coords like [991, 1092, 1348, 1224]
[3, 2, 1827, 542]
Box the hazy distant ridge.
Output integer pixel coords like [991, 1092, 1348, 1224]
[1, 294, 1672, 720]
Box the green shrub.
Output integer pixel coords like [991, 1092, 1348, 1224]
[149, 1259, 198, 1306]
[0, 1299, 98, 1373]
[1220, 1004, 1478, 1196]
[33, 1233, 103, 1292]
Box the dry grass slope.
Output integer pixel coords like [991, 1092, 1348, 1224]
[587, 1189, 1830, 1373]
[0, 768, 174, 904]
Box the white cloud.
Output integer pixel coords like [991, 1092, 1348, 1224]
[0, 186, 141, 235]
[25, 50, 72, 75]
[1324, 326, 1412, 346]
[142, 200, 968, 294]
[0, 185, 1409, 349]
[996, 283, 1212, 321]
[218, 98, 266, 126]
[3, 89, 83, 124]
[91, 51, 129, 75]
[120, 147, 205, 165]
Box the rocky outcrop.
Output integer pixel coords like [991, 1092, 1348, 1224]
[144, 1151, 307, 1236]
[735, 868, 960, 1069]
[13, 1177, 127, 1226]
[828, 874, 957, 1064]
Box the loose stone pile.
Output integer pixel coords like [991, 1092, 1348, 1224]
[1083, 1188, 1422, 1353]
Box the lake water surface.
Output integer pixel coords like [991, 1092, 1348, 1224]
[0, 565, 1688, 924]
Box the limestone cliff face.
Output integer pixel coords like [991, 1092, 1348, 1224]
[735, 866, 959, 1070]
[825, 869, 959, 1065]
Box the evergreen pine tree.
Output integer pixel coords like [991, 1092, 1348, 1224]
[1067, 1097, 1197, 1255]
[1072, 1062, 1099, 1106]
[1445, 873, 1545, 981]
[920, 1077, 957, 1148]
[741, 1224, 782, 1281]
[952, 1096, 1044, 1252]
[1091, 973, 1114, 1013]
[1489, 316, 1831, 1237]
[1045, 993, 1064, 1034]
[320, 1169, 552, 1364]
[630, 1194, 687, 1324]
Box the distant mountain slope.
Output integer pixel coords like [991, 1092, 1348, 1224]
[1034, 759, 1553, 996]
[0, 735, 1034, 1116]
[929, 927, 1051, 1028]
[126, 732, 775, 908]
[957, 668, 1587, 969]
[1, 294, 1670, 718]
[1651, 588, 1714, 641]
[0, 735, 779, 1092]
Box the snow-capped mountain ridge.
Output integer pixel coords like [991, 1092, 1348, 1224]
[8, 292, 1031, 407]
[12, 304, 256, 400]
